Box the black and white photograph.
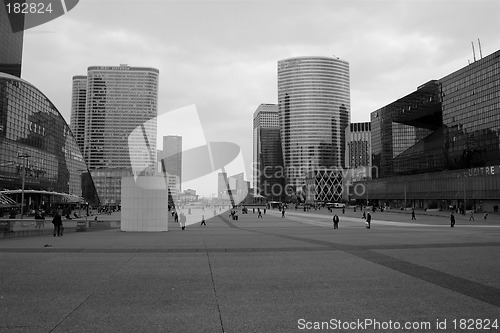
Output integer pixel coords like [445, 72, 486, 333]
[1, 0, 500, 331]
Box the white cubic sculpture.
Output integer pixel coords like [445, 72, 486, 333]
[121, 176, 168, 232]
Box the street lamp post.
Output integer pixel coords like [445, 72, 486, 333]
[456, 171, 467, 214]
[463, 174, 467, 214]
[404, 184, 407, 211]
[18, 153, 30, 219]
[366, 187, 369, 206]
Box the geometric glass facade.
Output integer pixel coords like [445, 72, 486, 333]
[371, 50, 500, 179]
[371, 80, 443, 178]
[278, 56, 350, 200]
[356, 50, 500, 212]
[0, 73, 99, 208]
[442, 52, 500, 169]
[0, 4, 23, 78]
[305, 169, 344, 203]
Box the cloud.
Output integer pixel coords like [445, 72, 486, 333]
[19, 0, 500, 184]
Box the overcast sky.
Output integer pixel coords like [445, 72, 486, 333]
[21, 0, 500, 182]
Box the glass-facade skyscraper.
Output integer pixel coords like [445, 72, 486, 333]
[253, 104, 285, 200]
[0, 3, 24, 77]
[84, 65, 158, 170]
[370, 80, 442, 178]
[161, 135, 182, 203]
[70, 75, 87, 153]
[71, 64, 159, 206]
[162, 136, 182, 181]
[278, 56, 350, 200]
[357, 50, 500, 212]
[346, 122, 371, 170]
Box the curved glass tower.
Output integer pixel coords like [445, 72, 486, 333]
[0, 72, 100, 208]
[278, 56, 350, 199]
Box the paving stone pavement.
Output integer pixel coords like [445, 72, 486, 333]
[1, 208, 499, 332]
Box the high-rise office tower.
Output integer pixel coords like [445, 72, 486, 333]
[278, 56, 350, 200]
[161, 135, 182, 202]
[72, 64, 159, 205]
[345, 122, 372, 183]
[70, 75, 87, 153]
[353, 50, 500, 212]
[162, 135, 182, 181]
[0, 4, 24, 77]
[84, 64, 158, 170]
[346, 122, 371, 169]
[253, 104, 285, 200]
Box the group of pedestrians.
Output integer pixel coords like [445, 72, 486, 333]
[286, 204, 494, 230]
[332, 211, 372, 229]
[168, 205, 214, 230]
[469, 212, 488, 221]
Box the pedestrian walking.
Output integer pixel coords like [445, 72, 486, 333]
[342, 207, 345, 214]
[450, 212, 455, 228]
[333, 214, 339, 229]
[469, 211, 475, 221]
[200, 215, 206, 226]
[52, 212, 63, 237]
[264, 208, 266, 214]
[257, 209, 262, 218]
[174, 212, 179, 223]
[362, 211, 366, 219]
[282, 207, 286, 218]
[366, 212, 372, 229]
[484, 212, 488, 221]
[411, 209, 416, 220]
[180, 212, 186, 230]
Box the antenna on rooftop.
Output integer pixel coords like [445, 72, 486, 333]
[471, 41, 477, 62]
[477, 38, 483, 59]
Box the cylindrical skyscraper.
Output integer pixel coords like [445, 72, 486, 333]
[278, 56, 350, 200]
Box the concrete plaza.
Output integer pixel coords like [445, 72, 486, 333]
[1, 209, 499, 332]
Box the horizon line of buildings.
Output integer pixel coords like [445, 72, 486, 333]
[2, 5, 499, 213]
[253, 50, 500, 213]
